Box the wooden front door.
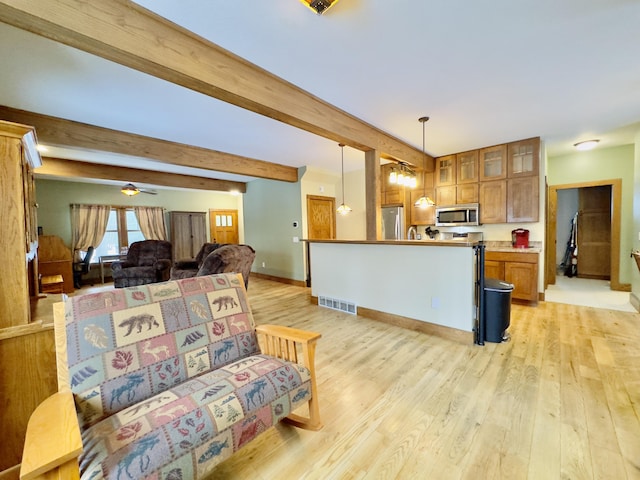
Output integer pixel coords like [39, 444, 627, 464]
[577, 185, 611, 279]
[209, 210, 239, 244]
[307, 195, 336, 240]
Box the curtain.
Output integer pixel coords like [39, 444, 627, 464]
[70, 204, 111, 262]
[134, 206, 167, 241]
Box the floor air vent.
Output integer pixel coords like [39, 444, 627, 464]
[318, 296, 357, 315]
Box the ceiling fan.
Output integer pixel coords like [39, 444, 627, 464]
[120, 183, 157, 196]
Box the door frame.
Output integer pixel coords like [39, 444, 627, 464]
[545, 178, 626, 291]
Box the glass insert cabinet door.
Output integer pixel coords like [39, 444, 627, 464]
[479, 145, 507, 181]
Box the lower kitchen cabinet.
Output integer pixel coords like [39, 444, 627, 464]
[485, 250, 538, 303]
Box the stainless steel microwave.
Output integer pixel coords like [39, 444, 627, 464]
[435, 203, 480, 226]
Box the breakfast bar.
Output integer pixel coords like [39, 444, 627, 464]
[305, 239, 483, 343]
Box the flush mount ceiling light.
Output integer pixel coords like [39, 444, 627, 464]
[574, 139, 600, 151]
[336, 143, 352, 215]
[300, 0, 340, 15]
[414, 116, 435, 209]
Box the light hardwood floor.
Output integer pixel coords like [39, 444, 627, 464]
[76, 278, 640, 479]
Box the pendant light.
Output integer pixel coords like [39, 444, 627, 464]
[336, 143, 352, 215]
[414, 116, 435, 208]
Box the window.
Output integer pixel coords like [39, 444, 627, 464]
[91, 208, 144, 262]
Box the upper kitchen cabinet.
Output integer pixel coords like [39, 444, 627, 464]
[479, 144, 507, 181]
[456, 150, 479, 184]
[435, 155, 456, 186]
[508, 176, 539, 222]
[381, 163, 404, 205]
[507, 137, 539, 178]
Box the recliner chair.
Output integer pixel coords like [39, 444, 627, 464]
[111, 240, 172, 288]
[170, 242, 223, 280]
[195, 244, 256, 288]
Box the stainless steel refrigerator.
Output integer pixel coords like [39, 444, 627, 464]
[381, 206, 405, 240]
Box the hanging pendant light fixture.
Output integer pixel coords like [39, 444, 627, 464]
[415, 116, 435, 208]
[388, 162, 417, 188]
[336, 143, 352, 215]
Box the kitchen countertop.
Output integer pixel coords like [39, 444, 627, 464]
[484, 241, 542, 253]
[304, 239, 480, 247]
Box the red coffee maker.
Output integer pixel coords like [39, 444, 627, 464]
[512, 228, 530, 248]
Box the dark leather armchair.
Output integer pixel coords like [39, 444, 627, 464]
[73, 246, 95, 288]
[196, 244, 256, 288]
[170, 242, 224, 280]
[111, 240, 172, 288]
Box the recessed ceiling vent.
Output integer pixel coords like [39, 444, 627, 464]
[318, 296, 357, 315]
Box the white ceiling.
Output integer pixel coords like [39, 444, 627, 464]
[1, 0, 639, 188]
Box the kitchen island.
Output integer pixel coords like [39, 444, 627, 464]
[305, 239, 482, 343]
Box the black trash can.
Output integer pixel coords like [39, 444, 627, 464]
[483, 278, 514, 343]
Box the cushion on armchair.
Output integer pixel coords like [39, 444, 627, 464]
[196, 244, 256, 288]
[170, 243, 224, 280]
[63, 273, 315, 479]
[112, 240, 172, 288]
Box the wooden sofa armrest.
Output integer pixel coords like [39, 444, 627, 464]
[20, 391, 82, 480]
[255, 324, 322, 430]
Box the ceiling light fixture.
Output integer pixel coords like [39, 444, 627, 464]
[574, 139, 600, 151]
[121, 183, 140, 196]
[414, 116, 435, 209]
[389, 162, 417, 188]
[336, 143, 352, 215]
[300, 0, 340, 15]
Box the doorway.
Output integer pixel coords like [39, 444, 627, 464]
[546, 179, 626, 291]
[209, 209, 239, 244]
[306, 195, 336, 240]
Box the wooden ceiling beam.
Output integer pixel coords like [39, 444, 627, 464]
[38, 157, 247, 193]
[0, 0, 432, 168]
[0, 106, 297, 183]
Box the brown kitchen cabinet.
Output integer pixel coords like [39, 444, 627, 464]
[456, 183, 479, 204]
[456, 150, 479, 184]
[479, 144, 507, 181]
[485, 250, 538, 303]
[507, 137, 539, 178]
[381, 163, 404, 206]
[508, 176, 539, 222]
[436, 185, 457, 206]
[435, 155, 456, 186]
[479, 180, 507, 223]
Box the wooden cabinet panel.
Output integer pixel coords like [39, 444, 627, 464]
[435, 155, 456, 186]
[479, 144, 507, 181]
[505, 262, 538, 302]
[170, 211, 207, 261]
[484, 260, 505, 280]
[508, 176, 539, 222]
[485, 251, 538, 303]
[507, 137, 539, 178]
[381, 163, 404, 206]
[456, 150, 478, 184]
[410, 189, 435, 225]
[479, 180, 506, 224]
[456, 183, 479, 204]
[384, 189, 404, 205]
[436, 185, 456, 206]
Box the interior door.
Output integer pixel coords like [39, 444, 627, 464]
[307, 195, 336, 240]
[209, 210, 239, 244]
[577, 185, 611, 279]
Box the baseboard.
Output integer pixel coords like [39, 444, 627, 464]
[310, 295, 473, 344]
[630, 292, 640, 312]
[251, 272, 306, 288]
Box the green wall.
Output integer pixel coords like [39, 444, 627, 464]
[547, 144, 634, 285]
[633, 132, 640, 307]
[35, 179, 242, 248]
[243, 175, 305, 282]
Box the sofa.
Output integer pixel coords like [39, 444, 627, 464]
[169, 242, 223, 280]
[20, 273, 321, 480]
[111, 240, 173, 288]
[194, 244, 256, 288]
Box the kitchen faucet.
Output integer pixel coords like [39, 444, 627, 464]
[407, 225, 417, 240]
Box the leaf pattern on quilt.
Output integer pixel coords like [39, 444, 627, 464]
[132, 291, 146, 301]
[190, 300, 208, 319]
[112, 351, 134, 372]
[84, 324, 108, 349]
[116, 421, 142, 441]
[154, 287, 179, 298]
[212, 322, 225, 336]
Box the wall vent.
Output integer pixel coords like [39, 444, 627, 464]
[318, 296, 357, 315]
